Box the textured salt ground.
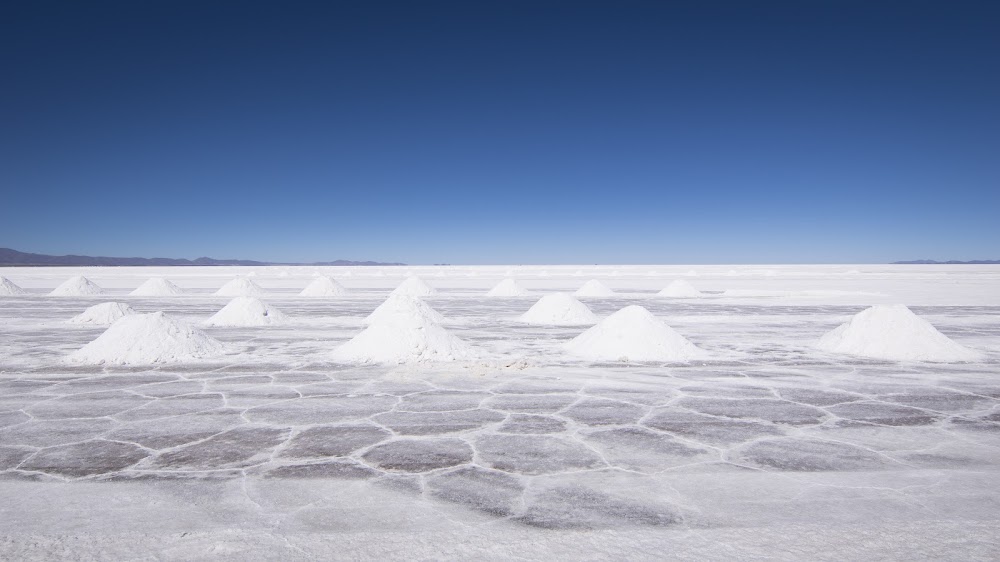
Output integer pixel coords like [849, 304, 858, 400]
[0, 265, 998, 559]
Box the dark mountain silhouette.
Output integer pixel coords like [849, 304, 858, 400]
[0, 248, 403, 267]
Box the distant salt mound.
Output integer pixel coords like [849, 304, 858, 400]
[486, 278, 532, 297]
[657, 280, 702, 298]
[130, 277, 185, 296]
[391, 275, 436, 297]
[205, 297, 287, 327]
[50, 276, 104, 296]
[574, 279, 615, 297]
[519, 293, 598, 326]
[68, 312, 224, 365]
[215, 277, 265, 297]
[0, 277, 27, 296]
[333, 301, 474, 364]
[68, 302, 136, 325]
[816, 304, 983, 362]
[366, 294, 445, 325]
[565, 305, 708, 362]
[300, 276, 349, 297]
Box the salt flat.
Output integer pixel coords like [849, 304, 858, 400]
[0, 264, 998, 560]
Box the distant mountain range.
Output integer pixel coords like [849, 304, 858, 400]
[0, 248, 403, 267]
[893, 260, 1000, 265]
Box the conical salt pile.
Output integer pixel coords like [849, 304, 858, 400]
[68, 312, 224, 365]
[205, 297, 287, 327]
[215, 277, 265, 297]
[333, 298, 474, 364]
[816, 304, 983, 362]
[390, 275, 436, 297]
[130, 277, 185, 296]
[486, 278, 532, 297]
[366, 294, 445, 325]
[50, 275, 104, 296]
[657, 279, 702, 298]
[0, 277, 27, 296]
[565, 305, 708, 362]
[519, 293, 598, 326]
[574, 279, 615, 297]
[68, 302, 136, 325]
[300, 276, 349, 297]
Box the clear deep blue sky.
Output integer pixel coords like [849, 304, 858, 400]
[1, 1, 997, 264]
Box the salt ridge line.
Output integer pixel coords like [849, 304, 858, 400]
[215, 277, 265, 297]
[519, 293, 598, 326]
[0, 276, 27, 295]
[130, 277, 185, 296]
[300, 276, 349, 297]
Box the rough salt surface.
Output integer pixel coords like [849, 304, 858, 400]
[565, 305, 708, 362]
[519, 293, 598, 326]
[816, 304, 983, 362]
[67, 302, 137, 325]
[657, 279, 702, 298]
[487, 278, 532, 297]
[574, 279, 615, 297]
[204, 297, 288, 327]
[299, 276, 349, 297]
[214, 277, 265, 297]
[130, 277, 185, 296]
[50, 275, 104, 296]
[68, 312, 225, 365]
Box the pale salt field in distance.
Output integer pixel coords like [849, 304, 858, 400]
[1, 264, 998, 559]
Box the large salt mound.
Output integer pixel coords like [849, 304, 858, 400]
[130, 277, 185, 296]
[574, 279, 615, 297]
[68, 302, 137, 325]
[215, 277, 265, 297]
[366, 294, 445, 325]
[390, 276, 436, 297]
[0, 277, 27, 296]
[68, 312, 224, 365]
[300, 276, 349, 297]
[565, 305, 708, 362]
[50, 276, 104, 296]
[486, 278, 532, 297]
[816, 304, 983, 362]
[205, 297, 287, 327]
[657, 279, 702, 298]
[333, 305, 474, 364]
[519, 293, 598, 326]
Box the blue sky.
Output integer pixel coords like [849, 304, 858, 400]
[1, 1, 997, 264]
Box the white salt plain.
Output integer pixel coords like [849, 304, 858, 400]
[0, 264, 999, 560]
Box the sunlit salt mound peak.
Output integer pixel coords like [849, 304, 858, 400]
[205, 297, 287, 327]
[214, 277, 265, 297]
[68, 312, 224, 365]
[130, 277, 185, 296]
[390, 275, 436, 297]
[299, 276, 349, 297]
[519, 293, 598, 326]
[657, 279, 702, 298]
[50, 275, 104, 296]
[333, 303, 474, 364]
[565, 305, 708, 362]
[574, 279, 615, 297]
[816, 304, 983, 362]
[365, 293, 445, 325]
[486, 278, 532, 297]
[0, 277, 27, 296]
[68, 302, 136, 325]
